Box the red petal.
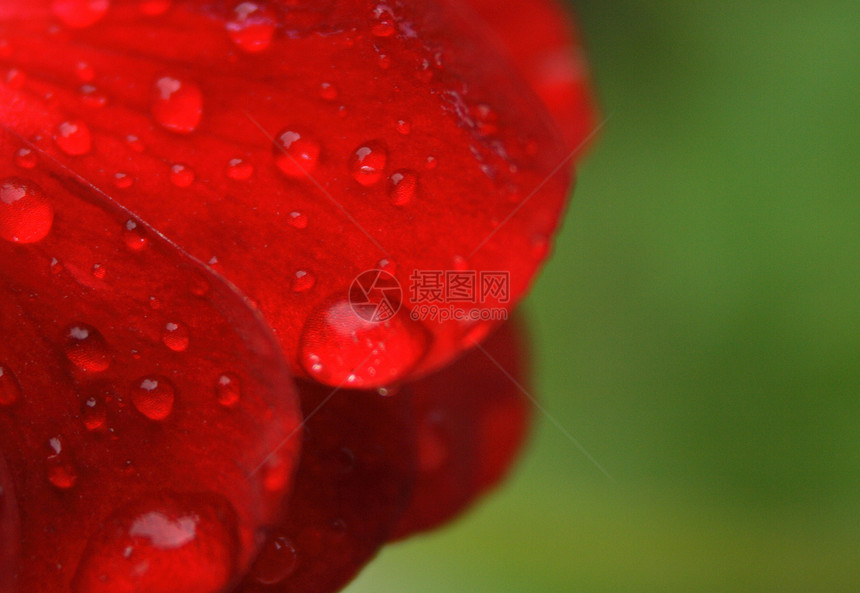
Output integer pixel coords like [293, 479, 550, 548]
[0, 452, 20, 593]
[462, 0, 600, 151]
[393, 316, 531, 539]
[0, 0, 575, 387]
[235, 381, 415, 593]
[0, 127, 301, 591]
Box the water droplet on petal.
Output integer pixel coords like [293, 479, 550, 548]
[226, 158, 253, 180]
[226, 2, 277, 53]
[14, 147, 37, 169]
[75, 61, 95, 82]
[319, 82, 338, 101]
[388, 169, 417, 205]
[349, 141, 387, 186]
[287, 211, 307, 229]
[161, 321, 190, 352]
[395, 119, 411, 135]
[46, 436, 78, 489]
[471, 103, 499, 136]
[151, 76, 202, 134]
[91, 263, 106, 279]
[274, 129, 320, 178]
[113, 172, 133, 189]
[63, 323, 111, 372]
[377, 258, 396, 274]
[131, 376, 175, 421]
[80, 84, 108, 108]
[371, 3, 396, 37]
[52, 0, 109, 28]
[291, 269, 315, 292]
[125, 134, 144, 152]
[214, 373, 240, 407]
[425, 155, 437, 169]
[54, 120, 92, 155]
[0, 363, 22, 407]
[72, 492, 240, 593]
[0, 177, 54, 243]
[169, 163, 195, 187]
[82, 396, 107, 431]
[299, 299, 430, 388]
[249, 534, 297, 585]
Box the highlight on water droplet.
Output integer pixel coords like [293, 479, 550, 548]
[388, 169, 417, 206]
[63, 323, 111, 372]
[52, 0, 110, 29]
[151, 76, 203, 134]
[249, 533, 298, 585]
[226, 2, 277, 53]
[161, 321, 190, 352]
[291, 269, 315, 292]
[71, 491, 240, 593]
[121, 220, 146, 250]
[349, 141, 388, 187]
[169, 163, 195, 188]
[226, 158, 253, 180]
[54, 119, 92, 155]
[274, 129, 320, 178]
[0, 363, 22, 407]
[215, 372, 240, 407]
[131, 376, 175, 421]
[0, 177, 54, 243]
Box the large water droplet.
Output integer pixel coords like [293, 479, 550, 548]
[131, 376, 175, 421]
[226, 2, 277, 53]
[52, 0, 109, 28]
[72, 492, 240, 593]
[388, 169, 417, 205]
[249, 533, 297, 585]
[63, 323, 111, 372]
[349, 141, 387, 186]
[0, 363, 22, 407]
[274, 129, 320, 178]
[54, 120, 92, 155]
[151, 76, 203, 134]
[0, 177, 54, 243]
[161, 321, 190, 352]
[299, 298, 430, 388]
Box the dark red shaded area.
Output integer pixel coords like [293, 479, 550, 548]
[0, 0, 574, 387]
[0, 453, 20, 593]
[393, 317, 532, 539]
[463, 0, 600, 151]
[0, 127, 301, 592]
[236, 381, 415, 593]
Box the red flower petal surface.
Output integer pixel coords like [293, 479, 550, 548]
[0, 453, 20, 593]
[236, 380, 416, 593]
[0, 127, 302, 592]
[393, 316, 531, 539]
[0, 0, 576, 388]
[462, 0, 599, 151]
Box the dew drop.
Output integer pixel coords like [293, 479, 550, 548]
[46, 436, 78, 490]
[75, 61, 95, 82]
[82, 396, 107, 431]
[215, 373, 240, 407]
[287, 210, 307, 229]
[226, 158, 253, 180]
[169, 163, 195, 187]
[425, 155, 437, 169]
[125, 134, 144, 153]
[54, 120, 92, 155]
[291, 269, 315, 292]
[226, 2, 277, 53]
[371, 3, 396, 37]
[91, 263, 106, 279]
[377, 258, 396, 274]
[161, 321, 190, 352]
[63, 323, 110, 372]
[71, 492, 240, 593]
[113, 172, 133, 189]
[0, 177, 54, 243]
[395, 119, 411, 135]
[52, 0, 109, 29]
[274, 129, 320, 178]
[0, 363, 22, 407]
[299, 298, 430, 388]
[151, 76, 202, 134]
[319, 82, 338, 101]
[80, 84, 107, 108]
[249, 534, 297, 585]
[131, 376, 175, 421]
[261, 452, 291, 493]
[387, 169, 417, 206]
[349, 141, 387, 186]
[14, 147, 37, 169]
[471, 103, 498, 136]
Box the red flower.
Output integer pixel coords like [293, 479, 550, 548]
[0, 1, 596, 592]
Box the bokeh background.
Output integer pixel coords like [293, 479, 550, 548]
[346, 1, 860, 591]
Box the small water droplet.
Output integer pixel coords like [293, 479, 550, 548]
[274, 129, 320, 178]
[226, 158, 253, 180]
[377, 258, 396, 274]
[50, 257, 64, 274]
[125, 134, 144, 152]
[287, 211, 307, 229]
[161, 321, 190, 352]
[75, 61, 95, 82]
[54, 120, 92, 155]
[371, 3, 396, 37]
[82, 396, 107, 431]
[395, 119, 410, 135]
[79, 84, 107, 108]
[261, 452, 291, 493]
[52, 0, 109, 28]
[291, 269, 315, 292]
[226, 2, 277, 53]
[425, 155, 437, 169]
[63, 323, 110, 372]
[169, 163, 195, 188]
[151, 76, 202, 134]
[387, 169, 417, 205]
[0, 177, 54, 243]
[250, 534, 297, 585]
[14, 147, 37, 169]
[349, 141, 387, 186]
[471, 103, 498, 136]
[319, 82, 338, 101]
[215, 373, 240, 407]
[0, 363, 22, 407]
[113, 172, 133, 189]
[131, 376, 175, 420]
[46, 436, 78, 489]
[91, 263, 106, 279]
[148, 295, 161, 310]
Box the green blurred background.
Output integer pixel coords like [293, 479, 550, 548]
[346, 1, 860, 591]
